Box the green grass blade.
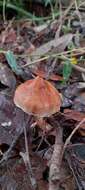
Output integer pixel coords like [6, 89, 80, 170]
[5, 50, 23, 75]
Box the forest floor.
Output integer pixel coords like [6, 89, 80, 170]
[0, 1, 85, 190]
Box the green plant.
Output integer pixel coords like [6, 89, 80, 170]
[63, 60, 72, 82]
[0, 0, 60, 23]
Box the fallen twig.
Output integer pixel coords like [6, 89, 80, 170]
[62, 117, 85, 159]
[72, 64, 85, 73]
[49, 127, 63, 190]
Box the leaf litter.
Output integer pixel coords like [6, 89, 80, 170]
[0, 3, 85, 190]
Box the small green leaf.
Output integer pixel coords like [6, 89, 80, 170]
[63, 60, 72, 81]
[5, 50, 23, 75]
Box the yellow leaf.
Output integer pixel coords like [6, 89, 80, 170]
[70, 57, 77, 65]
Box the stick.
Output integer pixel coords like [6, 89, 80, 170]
[49, 127, 63, 190]
[62, 117, 85, 159]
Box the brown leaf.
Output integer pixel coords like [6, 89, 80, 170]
[64, 109, 85, 136]
[33, 68, 62, 81]
[1, 28, 16, 44]
[64, 109, 85, 122]
[0, 93, 26, 145]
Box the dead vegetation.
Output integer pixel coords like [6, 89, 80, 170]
[0, 1, 85, 190]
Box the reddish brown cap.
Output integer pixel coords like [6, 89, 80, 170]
[14, 76, 61, 117]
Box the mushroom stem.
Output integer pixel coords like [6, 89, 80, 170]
[37, 117, 46, 129]
[20, 114, 38, 190]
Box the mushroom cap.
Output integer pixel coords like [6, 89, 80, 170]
[14, 76, 61, 117]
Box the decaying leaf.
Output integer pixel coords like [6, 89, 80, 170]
[64, 82, 85, 99]
[33, 68, 62, 81]
[0, 175, 17, 190]
[65, 147, 85, 190]
[0, 28, 16, 44]
[64, 109, 85, 122]
[0, 62, 16, 89]
[27, 33, 73, 65]
[64, 109, 85, 136]
[0, 93, 28, 145]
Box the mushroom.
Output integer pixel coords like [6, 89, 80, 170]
[14, 76, 61, 130]
[13, 77, 62, 188]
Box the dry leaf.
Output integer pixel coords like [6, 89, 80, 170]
[0, 63, 16, 89]
[64, 109, 85, 122]
[27, 34, 73, 65]
[1, 28, 16, 44]
[33, 68, 62, 81]
[64, 109, 85, 136]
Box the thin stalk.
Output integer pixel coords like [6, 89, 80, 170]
[21, 122, 38, 190]
[62, 118, 85, 159]
[3, 0, 6, 22]
[21, 46, 85, 67]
